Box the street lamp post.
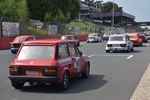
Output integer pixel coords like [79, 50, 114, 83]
[112, 0, 114, 27]
[112, 0, 115, 34]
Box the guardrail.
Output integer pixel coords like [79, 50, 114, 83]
[0, 35, 89, 50]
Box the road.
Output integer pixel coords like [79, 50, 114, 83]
[0, 41, 150, 100]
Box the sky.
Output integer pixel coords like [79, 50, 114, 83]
[101, 0, 150, 22]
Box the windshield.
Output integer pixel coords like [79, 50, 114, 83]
[109, 36, 124, 41]
[14, 37, 26, 42]
[18, 46, 54, 60]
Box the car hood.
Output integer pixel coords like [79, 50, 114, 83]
[10, 59, 58, 66]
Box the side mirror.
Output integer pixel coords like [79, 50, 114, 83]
[79, 51, 83, 56]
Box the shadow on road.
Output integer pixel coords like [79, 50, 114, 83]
[19, 74, 108, 93]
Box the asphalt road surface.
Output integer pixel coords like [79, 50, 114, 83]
[0, 41, 150, 100]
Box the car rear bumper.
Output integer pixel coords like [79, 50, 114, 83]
[9, 75, 60, 82]
[106, 47, 128, 51]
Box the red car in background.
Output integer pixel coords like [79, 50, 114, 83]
[10, 35, 37, 54]
[137, 32, 148, 43]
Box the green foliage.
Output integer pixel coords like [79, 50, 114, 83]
[102, 1, 123, 12]
[0, 0, 29, 19]
[70, 21, 96, 26]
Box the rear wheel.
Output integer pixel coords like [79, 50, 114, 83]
[106, 50, 110, 53]
[58, 71, 69, 90]
[126, 46, 130, 53]
[11, 81, 24, 89]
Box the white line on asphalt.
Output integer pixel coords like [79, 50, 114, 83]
[88, 54, 95, 58]
[146, 44, 149, 47]
[127, 55, 134, 59]
[95, 54, 130, 57]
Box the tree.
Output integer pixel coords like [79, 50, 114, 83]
[102, 1, 123, 13]
[27, 0, 80, 22]
[0, 0, 29, 19]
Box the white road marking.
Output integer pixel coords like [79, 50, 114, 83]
[146, 44, 149, 47]
[88, 54, 95, 58]
[95, 54, 130, 57]
[127, 55, 134, 59]
[88, 54, 134, 59]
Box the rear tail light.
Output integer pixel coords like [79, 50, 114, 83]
[43, 68, 58, 76]
[107, 44, 112, 47]
[9, 66, 20, 75]
[120, 44, 126, 47]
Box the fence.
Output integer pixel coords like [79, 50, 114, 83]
[0, 17, 136, 38]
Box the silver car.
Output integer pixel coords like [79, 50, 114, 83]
[106, 34, 134, 53]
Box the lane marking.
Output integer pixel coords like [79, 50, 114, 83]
[95, 54, 130, 57]
[88, 54, 95, 58]
[127, 55, 134, 59]
[146, 44, 149, 47]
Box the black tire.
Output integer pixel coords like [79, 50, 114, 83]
[131, 46, 134, 51]
[87, 41, 89, 43]
[58, 71, 70, 90]
[126, 46, 130, 53]
[11, 81, 24, 89]
[11, 51, 17, 54]
[106, 50, 110, 53]
[82, 63, 90, 78]
[77, 42, 80, 46]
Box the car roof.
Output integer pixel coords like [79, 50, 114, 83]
[110, 34, 127, 37]
[61, 35, 75, 37]
[89, 33, 98, 35]
[22, 39, 75, 45]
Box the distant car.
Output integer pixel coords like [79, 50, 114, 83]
[87, 33, 102, 43]
[145, 31, 150, 40]
[127, 33, 142, 46]
[102, 33, 110, 41]
[61, 35, 80, 46]
[106, 34, 134, 53]
[137, 32, 148, 43]
[10, 35, 37, 54]
[8, 40, 90, 90]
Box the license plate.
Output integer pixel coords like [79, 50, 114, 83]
[26, 71, 38, 75]
[113, 44, 120, 47]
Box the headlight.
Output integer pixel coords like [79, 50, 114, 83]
[9, 66, 20, 75]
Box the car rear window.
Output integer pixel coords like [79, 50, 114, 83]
[128, 35, 135, 38]
[18, 46, 54, 60]
[109, 36, 124, 41]
[61, 36, 71, 40]
[89, 35, 96, 37]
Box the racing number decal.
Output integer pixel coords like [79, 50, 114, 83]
[74, 57, 81, 73]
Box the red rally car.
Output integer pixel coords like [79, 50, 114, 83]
[8, 40, 90, 90]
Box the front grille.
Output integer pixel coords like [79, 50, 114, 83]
[13, 44, 21, 48]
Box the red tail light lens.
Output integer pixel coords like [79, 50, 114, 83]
[120, 44, 126, 47]
[107, 44, 112, 47]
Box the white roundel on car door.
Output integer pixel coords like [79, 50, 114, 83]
[74, 57, 81, 73]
